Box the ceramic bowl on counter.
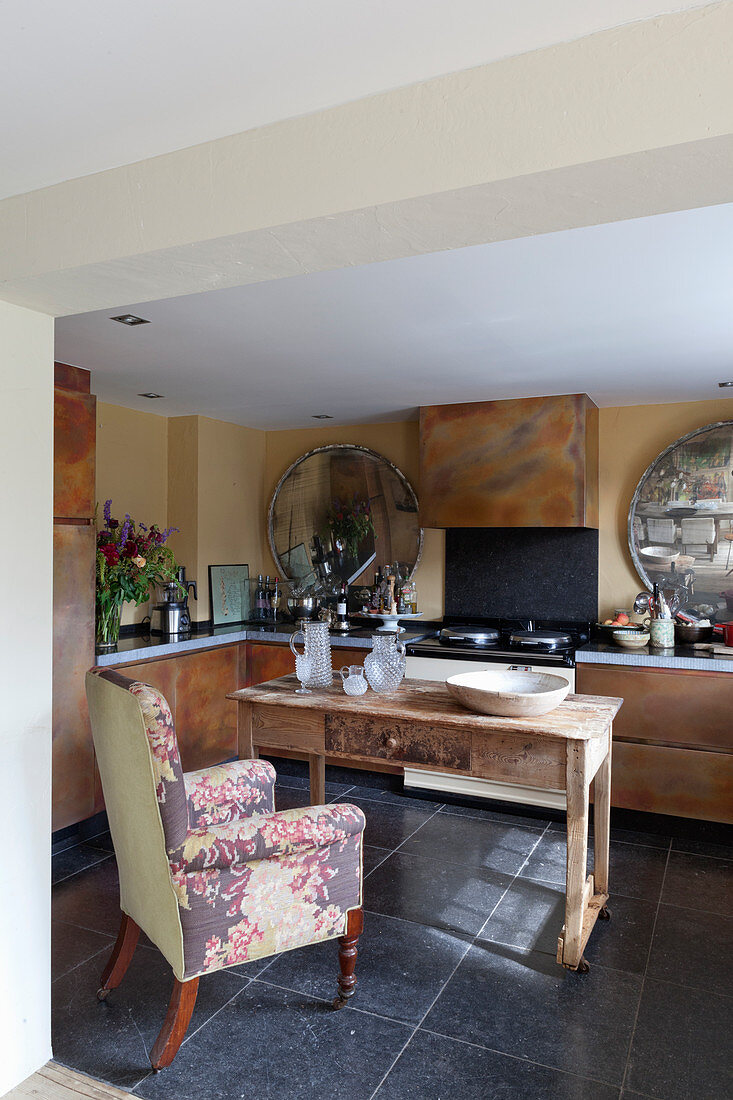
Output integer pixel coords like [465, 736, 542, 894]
[611, 627, 650, 649]
[446, 669, 570, 717]
[674, 621, 714, 644]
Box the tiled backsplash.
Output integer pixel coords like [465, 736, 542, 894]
[445, 527, 599, 621]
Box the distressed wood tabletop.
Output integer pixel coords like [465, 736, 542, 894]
[228, 676, 622, 741]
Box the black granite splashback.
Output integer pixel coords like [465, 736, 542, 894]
[445, 528, 598, 621]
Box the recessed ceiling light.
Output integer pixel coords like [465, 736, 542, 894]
[718, 381, 733, 388]
[138, 392, 164, 399]
[111, 314, 150, 326]
[311, 414, 334, 419]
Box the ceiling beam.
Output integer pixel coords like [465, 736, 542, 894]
[1, 2, 732, 315]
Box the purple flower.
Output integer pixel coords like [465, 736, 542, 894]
[138, 522, 148, 532]
[103, 499, 112, 528]
[119, 514, 132, 545]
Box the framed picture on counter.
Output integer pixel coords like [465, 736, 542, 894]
[208, 563, 250, 626]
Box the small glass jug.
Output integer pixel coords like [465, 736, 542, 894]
[339, 664, 368, 696]
[289, 620, 333, 688]
[364, 633, 406, 694]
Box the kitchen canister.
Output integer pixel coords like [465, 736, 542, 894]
[364, 633, 406, 693]
[289, 621, 333, 687]
[649, 619, 674, 648]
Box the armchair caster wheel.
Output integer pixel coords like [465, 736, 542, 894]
[599, 906, 611, 921]
[576, 956, 591, 973]
[332, 994, 350, 1010]
[96, 987, 110, 1001]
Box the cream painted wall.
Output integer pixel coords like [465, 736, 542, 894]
[0, 299, 54, 1093]
[167, 415, 199, 612]
[96, 401, 168, 625]
[96, 395, 733, 629]
[196, 417, 266, 622]
[264, 422, 446, 620]
[599, 396, 733, 616]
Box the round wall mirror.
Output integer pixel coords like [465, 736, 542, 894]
[268, 445, 423, 591]
[628, 420, 733, 616]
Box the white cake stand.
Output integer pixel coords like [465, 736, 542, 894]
[356, 611, 423, 633]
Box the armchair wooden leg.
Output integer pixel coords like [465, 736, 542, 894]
[150, 976, 200, 1071]
[333, 908, 364, 1009]
[97, 913, 140, 1000]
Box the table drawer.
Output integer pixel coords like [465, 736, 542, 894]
[325, 713, 470, 770]
[252, 705, 325, 753]
[472, 731, 566, 790]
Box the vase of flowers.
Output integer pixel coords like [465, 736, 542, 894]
[326, 495, 376, 561]
[95, 500, 181, 649]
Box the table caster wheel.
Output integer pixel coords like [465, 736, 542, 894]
[599, 905, 611, 921]
[332, 995, 348, 1010]
[576, 956, 591, 973]
[96, 987, 110, 1001]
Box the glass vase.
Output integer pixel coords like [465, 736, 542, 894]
[96, 596, 123, 649]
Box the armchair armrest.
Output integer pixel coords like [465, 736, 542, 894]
[184, 759, 276, 827]
[170, 803, 365, 873]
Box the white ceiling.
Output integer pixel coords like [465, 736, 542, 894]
[0, 0, 708, 200]
[55, 203, 733, 428]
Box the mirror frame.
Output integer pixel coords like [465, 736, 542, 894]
[627, 419, 733, 592]
[267, 443, 424, 585]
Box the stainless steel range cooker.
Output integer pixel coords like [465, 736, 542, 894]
[403, 618, 590, 809]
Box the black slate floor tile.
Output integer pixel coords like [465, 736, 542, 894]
[338, 796, 440, 850]
[549, 819, 672, 850]
[377, 1029, 621, 1100]
[522, 833, 668, 902]
[53, 946, 247, 1090]
[336, 784, 444, 810]
[52, 857, 123, 937]
[423, 943, 642, 1086]
[52, 920, 113, 982]
[363, 845, 393, 876]
[647, 903, 733, 996]
[52, 845, 112, 885]
[399, 812, 544, 875]
[82, 830, 116, 853]
[670, 835, 733, 860]
[275, 774, 354, 796]
[660, 850, 732, 913]
[625, 978, 733, 1100]
[133, 981, 412, 1100]
[264, 910, 469, 1025]
[441, 801, 555, 830]
[364, 850, 512, 937]
[480, 877, 656, 975]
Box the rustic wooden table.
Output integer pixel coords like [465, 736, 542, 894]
[228, 676, 622, 972]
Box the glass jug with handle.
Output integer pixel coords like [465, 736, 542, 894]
[364, 633, 406, 693]
[289, 620, 333, 688]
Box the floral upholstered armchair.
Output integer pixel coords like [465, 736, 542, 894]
[85, 669, 365, 1070]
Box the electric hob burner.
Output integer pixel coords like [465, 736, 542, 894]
[439, 626, 500, 648]
[508, 629, 573, 652]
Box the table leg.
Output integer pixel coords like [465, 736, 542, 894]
[309, 753, 326, 805]
[563, 740, 590, 970]
[237, 701, 253, 759]
[593, 727, 612, 901]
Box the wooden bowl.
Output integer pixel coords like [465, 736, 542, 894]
[446, 670, 571, 718]
[640, 546, 680, 566]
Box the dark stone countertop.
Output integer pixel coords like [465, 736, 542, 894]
[576, 639, 733, 673]
[95, 621, 436, 667]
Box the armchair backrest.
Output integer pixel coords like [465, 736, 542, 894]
[85, 669, 184, 976]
